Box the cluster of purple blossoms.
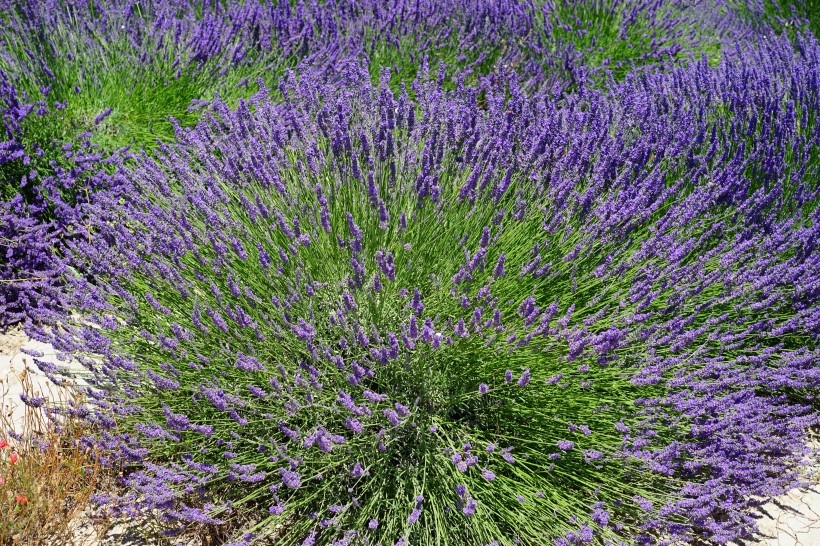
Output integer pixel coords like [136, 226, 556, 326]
[1, 1, 818, 546]
[0, 0, 556, 325]
[28, 30, 818, 543]
[0, 0, 788, 327]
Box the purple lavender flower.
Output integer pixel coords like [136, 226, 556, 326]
[578, 525, 593, 543]
[517, 369, 531, 387]
[279, 468, 302, 489]
[291, 319, 316, 342]
[347, 213, 363, 253]
[32, 30, 820, 546]
[410, 288, 424, 315]
[93, 106, 113, 125]
[345, 417, 363, 434]
[591, 503, 610, 527]
[351, 462, 368, 479]
[407, 506, 421, 524]
[383, 409, 401, 427]
[462, 497, 477, 517]
[633, 496, 653, 512]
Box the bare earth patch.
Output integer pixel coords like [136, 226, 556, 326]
[752, 445, 820, 546]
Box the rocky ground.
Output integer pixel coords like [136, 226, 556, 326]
[2, 327, 818, 546]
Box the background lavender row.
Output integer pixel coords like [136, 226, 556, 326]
[0, 0, 772, 326]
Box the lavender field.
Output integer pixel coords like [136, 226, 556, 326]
[1, 1, 819, 545]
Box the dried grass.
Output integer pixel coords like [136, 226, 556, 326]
[0, 372, 111, 546]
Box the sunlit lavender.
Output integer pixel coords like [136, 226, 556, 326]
[2, 1, 819, 545]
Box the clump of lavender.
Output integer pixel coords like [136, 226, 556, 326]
[0, 0, 777, 188]
[0, 0, 554, 174]
[0, 0, 552, 326]
[0, 86, 117, 327]
[32, 32, 820, 545]
[537, 0, 756, 84]
[0, 0, 791, 327]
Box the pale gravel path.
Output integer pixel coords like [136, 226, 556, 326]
[1, 328, 818, 545]
[753, 481, 820, 546]
[0, 324, 62, 431]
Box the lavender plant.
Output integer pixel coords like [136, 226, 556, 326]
[0, 0, 775, 197]
[0, 0, 537, 326]
[25, 28, 820, 544]
[0, 0, 791, 327]
[535, 0, 751, 84]
[732, 0, 820, 37]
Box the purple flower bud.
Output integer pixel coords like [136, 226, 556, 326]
[408, 506, 422, 524]
[347, 213, 363, 253]
[592, 505, 610, 527]
[378, 200, 390, 229]
[315, 184, 331, 233]
[383, 409, 401, 426]
[279, 468, 302, 489]
[547, 374, 564, 385]
[462, 497, 477, 517]
[270, 502, 286, 515]
[351, 462, 368, 478]
[455, 318, 469, 338]
[410, 288, 424, 315]
[408, 315, 419, 339]
[479, 226, 491, 248]
[93, 106, 113, 125]
[517, 369, 531, 387]
[291, 319, 316, 342]
[395, 402, 410, 417]
[236, 353, 264, 372]
[346, 417, 363, 434]
[578, 525, 594, 543]
[633, 496, 653, 511]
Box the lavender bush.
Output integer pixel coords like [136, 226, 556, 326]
[0, 0, 756, 204]
[20, 26, 819, 544]
[0, 0, 549, 326]
[0, 0, 793, 327]
[0, 0, 504, 325]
